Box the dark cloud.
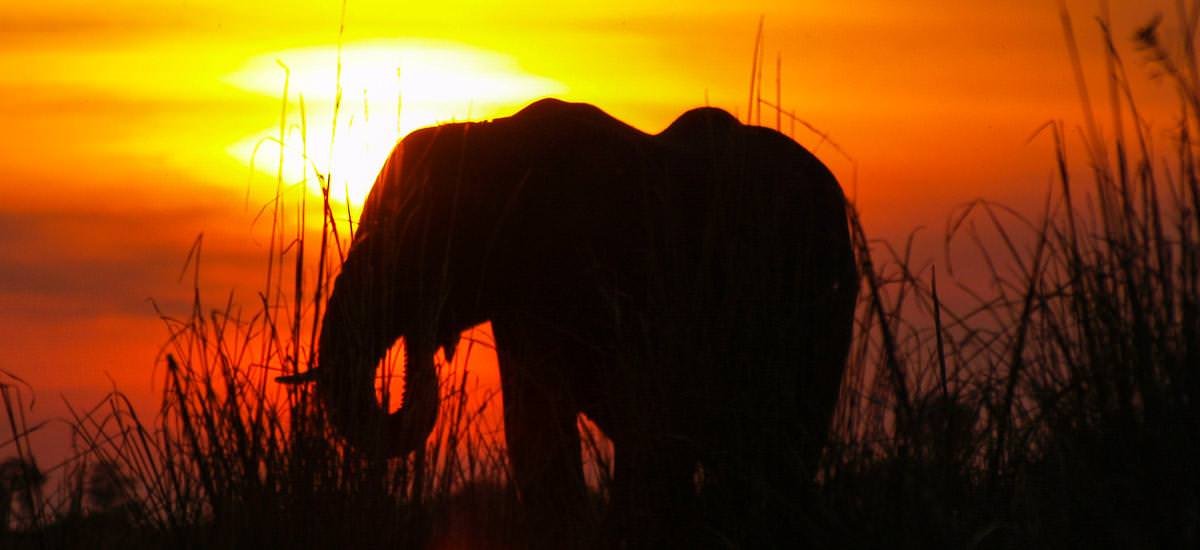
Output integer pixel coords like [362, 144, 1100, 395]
[0, 10, 216, 44]
[0, 196, 279, 324]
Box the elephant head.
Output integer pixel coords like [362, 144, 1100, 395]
[287, 126, 481, 458]
[312, 229, 439, 458]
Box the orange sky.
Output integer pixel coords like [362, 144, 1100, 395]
[0, 0, 1183, 468]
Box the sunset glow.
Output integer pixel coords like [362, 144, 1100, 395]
[225, 40, 566, 207]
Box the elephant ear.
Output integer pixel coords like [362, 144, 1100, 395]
[357, 145, 405, 240]
[359, 128, 442, 241]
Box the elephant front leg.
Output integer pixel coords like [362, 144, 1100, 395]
[494, 325, 592, 544]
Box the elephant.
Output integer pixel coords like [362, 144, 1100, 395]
[283, 98, 858, 546]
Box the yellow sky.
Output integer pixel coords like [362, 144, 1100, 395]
[2, 1, 1178, 209]
[0, 0, 1184, 467]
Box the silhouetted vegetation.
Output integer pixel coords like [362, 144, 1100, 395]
[4, 6, 1200, 548]
[817, 7, 1200, 548]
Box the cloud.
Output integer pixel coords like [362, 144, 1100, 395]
[0, 188, 278, 321]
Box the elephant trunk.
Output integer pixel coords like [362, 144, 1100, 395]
[315, 242, 440, 458]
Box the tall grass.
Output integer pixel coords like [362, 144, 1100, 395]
[113, 84, 517, 546]
[817, 7, 1200, 548]
[1, 54, 520, 550]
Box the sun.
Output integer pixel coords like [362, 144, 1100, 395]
[225, 39, 566, 210]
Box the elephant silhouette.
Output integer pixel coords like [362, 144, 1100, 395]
[283, 98, 858, 546]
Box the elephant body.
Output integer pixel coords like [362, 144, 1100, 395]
[309, 99, 858, 546]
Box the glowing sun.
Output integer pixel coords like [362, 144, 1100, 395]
[224, 39, 565, 209]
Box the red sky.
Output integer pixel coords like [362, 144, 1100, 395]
[0, 0, 1183, 469]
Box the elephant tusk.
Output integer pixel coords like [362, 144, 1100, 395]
[276, 368, 320, 384]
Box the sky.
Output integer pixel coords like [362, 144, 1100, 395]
[0, 0, 1184, 469]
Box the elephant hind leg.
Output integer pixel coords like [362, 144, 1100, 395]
[608, 439, 704, 548]
[699, 421, 813, 547]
